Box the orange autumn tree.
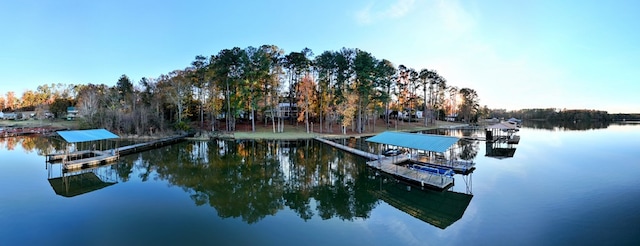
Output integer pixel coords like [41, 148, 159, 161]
[297, 74, 317, 133]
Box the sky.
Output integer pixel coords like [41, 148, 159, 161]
[0, 0, 638, 113]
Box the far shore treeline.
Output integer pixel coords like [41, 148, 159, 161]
[490, 108, 640, 122]
[0, 45, 632, 136]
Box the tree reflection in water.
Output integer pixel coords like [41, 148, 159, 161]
[132, 139, 381, 224]
[24, 136, 471, 228]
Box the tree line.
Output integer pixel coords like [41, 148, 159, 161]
[489, 108, 613, 122]
[0, 45, 482, 135]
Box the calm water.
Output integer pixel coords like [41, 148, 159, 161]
[1, 123, 639, 246]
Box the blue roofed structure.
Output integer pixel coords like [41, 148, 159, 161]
[56, 129, 119, 143]
[366, 131, 459, 153]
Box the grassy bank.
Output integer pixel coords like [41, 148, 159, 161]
[1, 118, 467, 140]
[0, 119, 78, 129]
[205, 120, 466, 140]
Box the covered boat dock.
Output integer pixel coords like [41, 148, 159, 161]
[314, 136, 454, 190]
[46, 129, 121, 170]
[47, 129, 190, 171]
[485, 122, 520, 144]
[365, 131, 475, 174]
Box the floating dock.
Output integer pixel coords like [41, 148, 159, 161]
[366, 156, 454, 190]
[314, 137, 454, 190]
[63, 150, 119, 170]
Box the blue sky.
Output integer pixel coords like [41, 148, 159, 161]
[1, 0, 638, 113]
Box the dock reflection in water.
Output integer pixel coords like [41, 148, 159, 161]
[47, 161, 121, 198]
[372, 173, 473, 229]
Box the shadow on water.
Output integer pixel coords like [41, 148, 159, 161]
[371, 173, 473, 229]
[48, 171, 118, 198]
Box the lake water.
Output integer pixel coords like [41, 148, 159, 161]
[1, 123, 639, 246]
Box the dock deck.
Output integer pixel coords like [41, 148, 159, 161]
[412, 156, 475, 174]
[314, 137, 454, 190]
[366, 156, 454, 190]
[63, 151, 118, 170]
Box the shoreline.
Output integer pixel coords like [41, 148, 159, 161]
[1, 119, 468, 141]
[187, 121, 468, 141]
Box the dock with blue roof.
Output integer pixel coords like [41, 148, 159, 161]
[314, 132, 459, 190]
[46, 129, 187, 171]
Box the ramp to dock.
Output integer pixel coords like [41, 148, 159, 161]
[313, 137, 380, 160]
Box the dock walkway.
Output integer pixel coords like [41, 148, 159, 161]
[115, 135, 186, 155]
[313, 137, 380, 160]
[313, 137, 454, 190]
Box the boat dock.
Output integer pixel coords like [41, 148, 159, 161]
[47, 134, 188, 171]
[313, 137, 454, 190]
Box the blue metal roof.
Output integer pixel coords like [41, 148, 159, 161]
[366, 131, 459, 153]
[57, 129, 119, 143]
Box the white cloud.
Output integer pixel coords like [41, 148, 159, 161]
[434, 0, 475, 37]
[355, 3, 374, 24]
[355, 0, 416, 24]
[386, 0, 416, 18]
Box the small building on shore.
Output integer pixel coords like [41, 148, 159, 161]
[66, 107, 79, 120]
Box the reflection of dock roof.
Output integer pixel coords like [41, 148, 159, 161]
[56, 129, 119, 143]
[48, 172, 116, 198]
[485, 146, 517, 159]
[366, 131, 459, 153]
[372, 179, 473, 229]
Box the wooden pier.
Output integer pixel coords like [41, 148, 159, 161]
[313, 137, 380, 160]
[115, 135, 187, 156]
[313, 137, 454, 190]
